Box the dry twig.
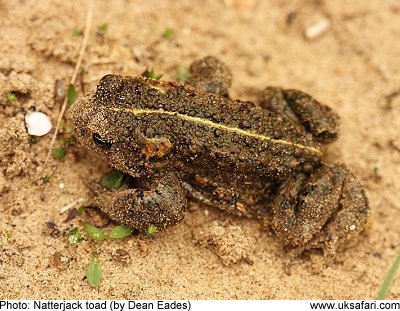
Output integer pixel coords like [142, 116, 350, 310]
[39, 0, 94, 178]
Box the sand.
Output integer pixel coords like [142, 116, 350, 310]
[0, 0, 399, 299]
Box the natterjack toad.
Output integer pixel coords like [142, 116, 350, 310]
[68, 56, 368, 254]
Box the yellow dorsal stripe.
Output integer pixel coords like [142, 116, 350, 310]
[107, 107, 323, 156]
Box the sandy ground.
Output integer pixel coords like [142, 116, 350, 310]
[1, 0, 399, 300]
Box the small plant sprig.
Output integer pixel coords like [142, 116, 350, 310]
[52, 147, 66, 160]
[146, 224, 158, 235]
[376, 252, 400, 299]
[66, 220, 134, 288]
[108, 225, 134, 239]
[142, 69, 163, 80]
[6, 93, 17, 103]
[51, 132, 76, 160]
[67, 84, 77, 106]
[84, 223, 105, 241]
[87, 256, 102, 287]
[72, 27, 83, 37]
[41, 175, 51, 184]
[101, 169, 125, 189]
[81, 223, 134, 287]
[82, 223, 134, 241]
[177, 66, 189, 82]
[162, 27, 175, 39]
[67, 227, 84, 244]
[97, 23, 108, 35]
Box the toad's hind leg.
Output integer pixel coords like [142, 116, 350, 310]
[92, 173, 187, 231]
[258, 87, 339, 143]
[271, 164, 368, 254]
[188, 56, 232, 97]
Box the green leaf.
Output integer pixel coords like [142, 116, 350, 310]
[146, 224, 158, 235]
[87, 256, 102, 287]
[101, 170, 124, 189]
[142, 69, 163, 80]
[52, 147, 66, 159]
[376, 252, 400, 299]
[385, 97, 393, 110]
[60, 119, 72, 134]
[6, 93, 16, 102]
[84, 223, 105, 241]
[108, 225, 133, 239]
[177, 66, 189, 82]
[41, 175, 50, 184]
[72, 27, 83, 36]
[67, 227, 84, 244]
[59, 138, 67, 148]
[162, 28, 175, 38]
[67, 84, 77, 106]
[97, 23, 109, 34]
[76, 206, 85, 216]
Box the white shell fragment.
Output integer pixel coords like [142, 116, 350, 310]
[304, 18, 331, 41]
[25, 111, 52, 136]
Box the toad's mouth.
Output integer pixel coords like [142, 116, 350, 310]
[105, 106, 323, 157]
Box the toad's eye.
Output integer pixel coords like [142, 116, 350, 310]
[92, 133, 112, 149]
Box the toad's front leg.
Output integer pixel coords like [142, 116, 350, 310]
[91, 172, 187, 231]
[187, 56, 232, 97]
[271, 164, 368, 254]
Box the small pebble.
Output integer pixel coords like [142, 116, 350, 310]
[304, 18, 331, 41]
[349, 224, 356, 231]
[25, 111, 52, 136]
[59, 183, 65, 189]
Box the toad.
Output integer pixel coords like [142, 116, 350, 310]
[68, 56, 368, 254]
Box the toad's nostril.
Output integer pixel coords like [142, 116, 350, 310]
[99, 74, 118, 84]
[92, 132, 112, 148]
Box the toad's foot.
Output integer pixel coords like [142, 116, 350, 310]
[258, 87, 339, 143]
[91, 172, 187, 231]
[271, 163, 368, 255]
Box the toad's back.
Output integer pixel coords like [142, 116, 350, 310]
[74, 76, 321, 186]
